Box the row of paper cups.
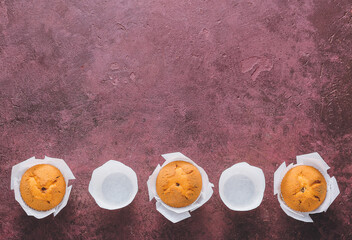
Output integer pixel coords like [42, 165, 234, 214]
[11, 152, 339, 223]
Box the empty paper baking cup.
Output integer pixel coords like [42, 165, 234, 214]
[219, 162, 265, 211]
[89, 160, 138, 210]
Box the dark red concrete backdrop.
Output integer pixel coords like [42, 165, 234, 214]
[0, 0, 351, 239]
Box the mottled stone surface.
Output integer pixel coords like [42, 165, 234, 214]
[0, 0, 352, 239]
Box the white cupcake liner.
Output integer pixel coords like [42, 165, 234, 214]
[219, 162, 265, 211]
[274, 152, 340, 222]
[88, 160, 138, 210]
[10, 156, 75, 219]
[147, 152, 214, 223]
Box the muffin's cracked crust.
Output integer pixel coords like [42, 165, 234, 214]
[281, 165, 327, 212]
[20, 164, 66, 211]
[156, 161, 202, 208]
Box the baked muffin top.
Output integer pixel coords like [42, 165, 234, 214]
[156, 161, 202, 208]
[20, 164, 66, 211]
[281, 165, 327, 212]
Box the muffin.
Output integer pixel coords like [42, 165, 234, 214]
[20, 164, 66, 211]
[156, 161, 202, 208]
[281, 165, 327, 212]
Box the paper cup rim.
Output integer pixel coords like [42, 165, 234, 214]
[88, 160, 138, 210]
[219, 162, 265, 211]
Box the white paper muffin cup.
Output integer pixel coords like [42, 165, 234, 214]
[88, 160, 138, 210]
[219, 162, 265, 211]
[274, 152, 340, 222]
[10, 156, 75, 219]
[147, 152, 214, 223]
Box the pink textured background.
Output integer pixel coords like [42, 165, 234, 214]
[0, 0, 352, 239]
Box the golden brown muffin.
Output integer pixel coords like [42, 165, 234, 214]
[20, 164, 66, 211]
[280, 165, 327, 212]
[156, 161, 202, 208]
